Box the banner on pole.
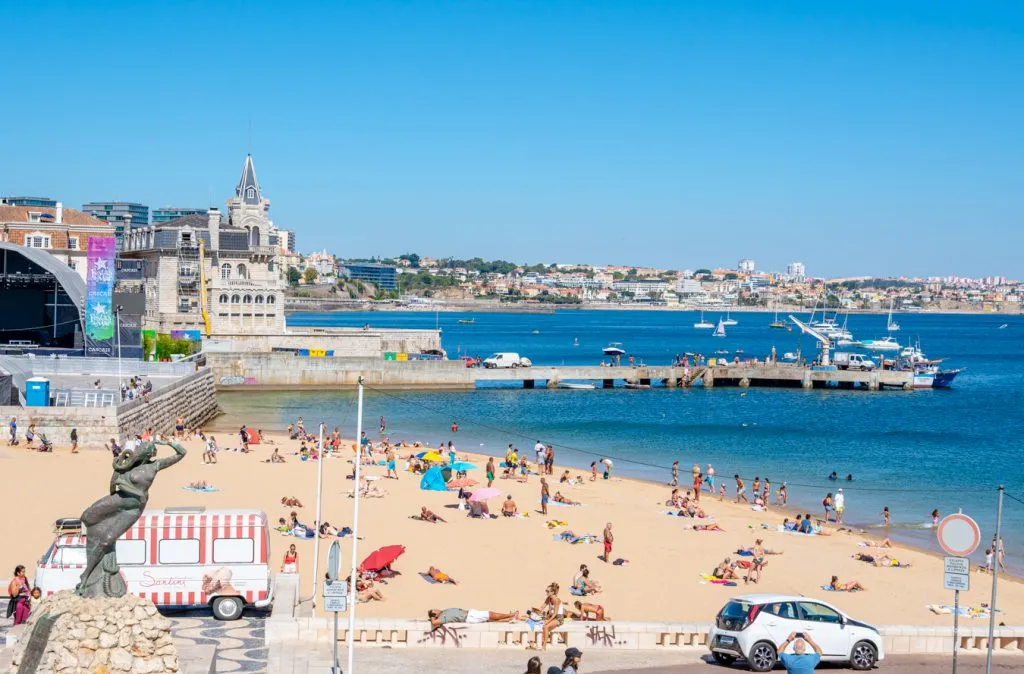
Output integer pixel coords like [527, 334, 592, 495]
[85, 237, 116, 356]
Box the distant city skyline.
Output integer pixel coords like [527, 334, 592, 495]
[2, 2, 1021, 278]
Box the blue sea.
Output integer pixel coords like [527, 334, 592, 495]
[216, 309, 1024, 570]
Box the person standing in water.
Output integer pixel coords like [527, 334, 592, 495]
[669, 460, 679, 487]
[706, 464, 716, 493]
[881, 506, 891, 529]
[931, 509, 940, 527]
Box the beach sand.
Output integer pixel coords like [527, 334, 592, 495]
[1, 431, 1017, 626]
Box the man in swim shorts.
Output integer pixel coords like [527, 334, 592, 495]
[602, 522, 614, 563]
[427, 608, 518, 630]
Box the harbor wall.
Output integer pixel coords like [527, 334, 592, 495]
[203, 327, 442, 358]
[207, 353, 473, 389]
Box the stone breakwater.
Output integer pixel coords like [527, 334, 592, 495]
[9, 592, 177, 674]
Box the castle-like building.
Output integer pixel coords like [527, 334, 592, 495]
[121, 155, 286, 336]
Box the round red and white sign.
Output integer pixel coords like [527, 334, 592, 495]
[937, 513, 981, 557]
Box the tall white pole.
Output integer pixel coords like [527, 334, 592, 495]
[310, 423, 326, 606]
[116, 309, 122, 395]
[985, 485, 1004, 674]
[347, 377, 365, 674]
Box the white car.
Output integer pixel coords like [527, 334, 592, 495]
[482, 352, 532, 368]
[707, 594, 883, 671]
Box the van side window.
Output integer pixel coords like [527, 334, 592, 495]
[116, 539, 147, 565]
[213, 538, 255, 564]
[57, 547, 87, 566]
[158, 539, 200, 564]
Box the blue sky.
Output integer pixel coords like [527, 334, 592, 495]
[3, 1, 1022, 278]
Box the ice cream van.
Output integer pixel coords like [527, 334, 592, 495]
[34, 507, 273, 620]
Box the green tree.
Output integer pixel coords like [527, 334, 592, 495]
[399, 253, 421, 268]
[303, 268, 318, 284]
[694, 268, 712, 276]
[287, 266, 301, 286]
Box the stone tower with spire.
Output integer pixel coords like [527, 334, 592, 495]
[227, 154, 272, 248]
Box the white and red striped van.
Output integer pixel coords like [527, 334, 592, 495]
[34, 507, 273, 620]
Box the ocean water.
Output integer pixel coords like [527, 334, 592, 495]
[216, 309, 1024, 570]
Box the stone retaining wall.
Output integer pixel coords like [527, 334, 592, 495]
[207, 353, 471, 389]
[265, 616, 1024, 656]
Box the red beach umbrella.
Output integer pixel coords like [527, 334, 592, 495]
[446, 478, 478, 490]
[359, 545, 406, 573]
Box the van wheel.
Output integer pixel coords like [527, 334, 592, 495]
[850, 640, 878, 670]
[212, 596, 244, 621]
[746, 641, 777, 672]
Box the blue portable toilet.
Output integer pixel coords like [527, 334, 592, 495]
[25, 377, 50, 407]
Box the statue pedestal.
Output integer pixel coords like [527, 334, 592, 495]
[9, 592, 178, 674]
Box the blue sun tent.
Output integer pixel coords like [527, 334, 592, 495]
[419, 466, 447, 491]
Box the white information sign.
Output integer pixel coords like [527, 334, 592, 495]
[943, 556, 970, 592]
[324, 580, 348, 613]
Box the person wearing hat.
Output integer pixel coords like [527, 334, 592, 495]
[561, 647, 583, 673]
[834, 488, 845, 525]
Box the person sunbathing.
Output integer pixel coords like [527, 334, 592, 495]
[667, 488, 685, 508]
[573, 600, 607, 621]
[853, 553, 910, 568]
[693, 522, 724, 532]
[427, 566, 457, 584]
[269, 448, 285, 463]
[427, 608, 519, 630]
[281, 497, 303, 507]
[274, 517, 290, 533]
[559, 470, 571, 484]
[416, 506, 446, 523]
[501, 495, 518, 517]
[188, 480, 211, 490]
[860, 537, 893, 548]
[830, 575, 866, 591]
[318, 522, 338, 538]
[712, 558, 739, 580]
[553, 492, 580, 506]
[356, 577, 384, 602]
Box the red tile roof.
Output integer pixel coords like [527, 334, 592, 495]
[0, 205, 110, 227]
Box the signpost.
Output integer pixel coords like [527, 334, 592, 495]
[326, 541, 343, 674]
[938, 513, 981, 674]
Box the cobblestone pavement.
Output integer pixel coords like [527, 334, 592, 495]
[167, 609, 269, 673]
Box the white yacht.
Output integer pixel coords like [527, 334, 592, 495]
[694, 310, 714, 329]
[886, 300, 900, 332]
[721, 309, 738, 326]
[602, 342, 626, 357]
[861, 336, 900, 352]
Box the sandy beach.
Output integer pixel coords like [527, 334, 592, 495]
[1, 430, 1018, 626]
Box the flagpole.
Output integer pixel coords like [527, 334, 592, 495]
[347, 377, 365, 673]
[310, 423, 326, 606]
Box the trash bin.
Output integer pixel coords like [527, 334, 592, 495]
[25, 377, 50, 407]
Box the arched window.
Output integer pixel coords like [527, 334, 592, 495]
[220, 263, 231, 280]
[249, 226, 260, 247]
[267, 295, 276, 305]
[255, 295, 265, 304]
[236, 264, 248, 280]
[231, 294, 240, 304]
[218, 294, 228, 304]
[243, 294, 253, 304]
[246, 187, 255, 200]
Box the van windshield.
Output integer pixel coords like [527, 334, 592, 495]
[39, 543, 55, 566]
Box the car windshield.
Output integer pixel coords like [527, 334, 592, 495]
[719, 600, 751, 620]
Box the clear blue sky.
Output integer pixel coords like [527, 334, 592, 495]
[3, 1, 1022, 278]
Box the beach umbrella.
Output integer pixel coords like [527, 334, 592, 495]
[359, 544, 406, 572]
[446, 477, 478, 490]
[468, 487, 501, 502]
[448, 461, 477, 471]
[421, 452, 444, 462]
[414, 451, 430, 459]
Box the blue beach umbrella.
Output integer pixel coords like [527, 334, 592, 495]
[448, 462, 477, 471]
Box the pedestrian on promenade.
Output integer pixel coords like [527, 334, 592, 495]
[561, 647, 583, 674]
[7, 565, 30, 625]
[523, 655, 542, 674]
[778, 631, 822, 672]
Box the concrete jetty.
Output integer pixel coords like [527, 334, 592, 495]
[207, 353, 914, 391]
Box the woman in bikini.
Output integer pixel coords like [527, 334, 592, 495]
[830, 575, 865, 591]
[573, 600, 607, 621]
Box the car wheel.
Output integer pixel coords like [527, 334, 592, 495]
[712, 651, 737, 666]
[212, 596, 244, 621]
[746, 641, 777, 672]
[850, 640, 878, 670]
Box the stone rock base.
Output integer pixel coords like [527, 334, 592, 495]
[8, 592, 178, 674]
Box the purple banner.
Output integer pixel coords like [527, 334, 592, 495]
[85, 237, 116, 342]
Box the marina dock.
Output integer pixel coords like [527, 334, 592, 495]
[207, 353, 915, 391]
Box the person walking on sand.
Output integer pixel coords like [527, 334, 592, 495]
[735, 475, 748, 503]
[692, 471, 702, 502]
[540, 478, 550, 515]
[602, 522, 614, 563]
[778, 631, 822, 672]
[8, 416, 17, 446]
[706, 463, 715, 493]
[70, 428, 79, 454]
[670, 460, 679, 486]
[834, 488, 845, 525]
[486, 457, 496, 488]
[385, 447, 398, 479]
[823, 492, 833, 522]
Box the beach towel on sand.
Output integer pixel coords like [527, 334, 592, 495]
[182, 486, 220, 492]
[701, 575, 737, 586]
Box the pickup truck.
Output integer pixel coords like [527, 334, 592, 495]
[482, 352, 532, 369]
[833, 352, 876, 371]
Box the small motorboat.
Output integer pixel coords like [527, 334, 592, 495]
[714, 349, 729, 355]
[559, 382, 596, 390]
[602, 342, 626, 356]
[457, 319, 476, 324]
[999, 324, 1008, 329]
[531, 330, 540, 335]
[861, 337, 900, 352]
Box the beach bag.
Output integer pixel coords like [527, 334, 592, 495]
[6, 597, 16, 618]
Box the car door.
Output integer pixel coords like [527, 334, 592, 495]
[759, 601, 802, 648]
[796, 601, 850, 658]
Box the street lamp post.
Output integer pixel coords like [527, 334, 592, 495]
[115, 304, 123, 397]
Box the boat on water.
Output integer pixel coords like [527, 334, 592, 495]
[769, 299, 786, 328]
[999, 324, 1008, 329]
[861, 336, 900, 352]
[573, 337, 580, 347]
[722, 309, 738, 326]
[886, 300, 900, 332]
[713, 319, 727, 338]
[457, 319, 475, 324]
[559, 382, 596, 390]
[782, 352, 798, 361]
[694, 310, 714, 329]
[602, 342, 626, 357]
[898, 341, 963, 389]
[714, 349, 729, 355]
